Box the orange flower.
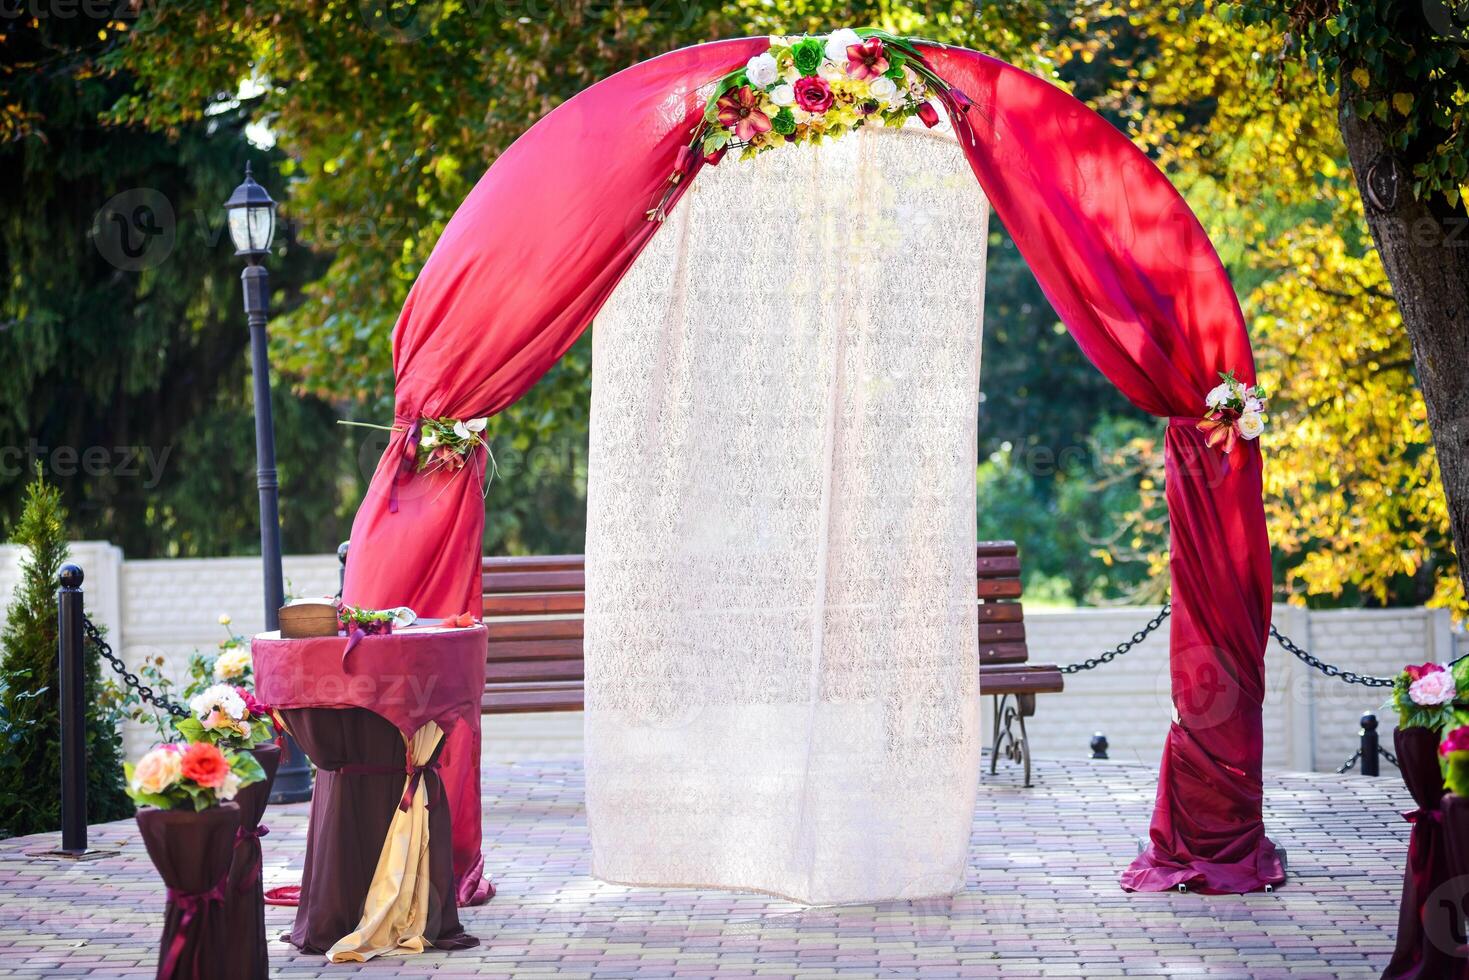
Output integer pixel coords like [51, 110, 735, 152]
[179, 742, 230, 789]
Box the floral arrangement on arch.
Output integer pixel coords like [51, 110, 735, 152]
[697, 29, 955, 164]
[338, 415, 492, 477]
[1197, 371, 1267, 454]
[126, 741, 265, 811]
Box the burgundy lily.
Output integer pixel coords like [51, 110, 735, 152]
[846, 37, 889, 81]
[716, 85, 772, 142]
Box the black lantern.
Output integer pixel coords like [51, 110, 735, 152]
[224, 161, 277, 259]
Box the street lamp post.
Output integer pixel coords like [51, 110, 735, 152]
[226, 162, 312, 803]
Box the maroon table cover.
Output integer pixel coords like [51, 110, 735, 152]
[253, 627, 486, 953]
[1384, 726, 1456, 979]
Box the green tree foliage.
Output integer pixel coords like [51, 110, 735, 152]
[0, 472, 129, 836]
[0, 6, 356, 558]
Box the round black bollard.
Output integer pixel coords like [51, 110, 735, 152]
[56, 564, 88, 854]
[1359, 713, 1379, 777]
[1090, 732, 1109, 760]
[336, 540, 350, 599]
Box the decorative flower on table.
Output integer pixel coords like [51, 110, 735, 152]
[125, 741, 265, 811]
[692, 29, 953, 166]
[1196, 371, 1267, 454]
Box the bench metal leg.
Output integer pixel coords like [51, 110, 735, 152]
[989, 693, 1035, 788]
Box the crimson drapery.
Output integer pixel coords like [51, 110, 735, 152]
[343, 37, 1281, 896]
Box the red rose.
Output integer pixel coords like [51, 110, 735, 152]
[1404, 662, 1444, 681]
[180, 742, 230, 789]
[793, 76, 834, 114]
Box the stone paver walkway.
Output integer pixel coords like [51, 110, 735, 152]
[0, 756, 1415, 978]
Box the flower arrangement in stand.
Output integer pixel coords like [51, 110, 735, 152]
[1441, 724, 1469, 797]
[1381, 656, 1469, 977]
[127, 743, 266, 980]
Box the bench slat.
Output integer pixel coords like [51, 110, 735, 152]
[977, 579, 1023, 600]
[978, 642, 1029, 665]
[486, 619, 584, 641]
[980, 665, 1064, 695]
[486, 658, 585, 683]
[979, 621, 1025, 642]
[977, 602, 1023, 624]
[975, 541, 1019, 558]
[483, 569, 586, 593]
[481, 681, 585, 713]
[975, 555, 1021, 578]
[487, 638, 584, 662]
[483, 555, 585, 571]
[483, 593, 587, 616]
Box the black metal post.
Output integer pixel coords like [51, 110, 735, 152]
[242, 258, 312, 804]
[56, 564, 87, 854]
[1360, 712, 1380, 777]
[1090, 732, 1109, 760]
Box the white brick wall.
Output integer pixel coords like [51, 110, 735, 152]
[0, 543, 1457, 772]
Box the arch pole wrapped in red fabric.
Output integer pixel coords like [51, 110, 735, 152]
[343, 37, 1283, 897]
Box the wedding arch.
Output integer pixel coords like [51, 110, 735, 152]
[342, 34, 1286, 903]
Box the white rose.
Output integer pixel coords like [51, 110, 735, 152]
[745, 52, 779, 88]
[218, 770, 241, 802]
[769, 83, 795, 107]
[191, 683, 247, 722]
[818, 59, 844, 81]
[869, 76, 898, 104]
[1204, 382, 1234, 409]
[824, 28, 862, 65]
[1237, 411, 1265, 440]
[213, 648, 252, 681]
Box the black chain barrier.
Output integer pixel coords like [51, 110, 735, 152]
[1336, 746, 1400, 775]
[1060, 602, 1424, 690]
[1059, 602, 1171, 674]
[84, 614, 187, 719]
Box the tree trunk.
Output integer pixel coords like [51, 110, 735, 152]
[1338, 99, 1469, 605]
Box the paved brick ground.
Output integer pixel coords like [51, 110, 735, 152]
[0, 755, 1416, 978]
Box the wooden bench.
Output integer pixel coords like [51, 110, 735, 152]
[482, 542, 1063, 784]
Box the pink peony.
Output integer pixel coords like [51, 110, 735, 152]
[716, 86, 772, 143]
[845, 37, 889, 81]
[1442, 725, 1469, 756]
[793, 76, 834, 114]
[1409, 667, 1457, 706]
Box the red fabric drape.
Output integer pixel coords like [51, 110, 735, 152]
[343, 37, 1281, 898]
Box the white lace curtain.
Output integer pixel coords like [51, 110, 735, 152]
[585, 126, 990, 905]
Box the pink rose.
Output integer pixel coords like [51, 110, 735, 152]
[236, 686, 269, 718]
[1442, 725, 1469, 756]
[1408, 667, 1457, 706]
[1404, 662, 1445, 682]
[131, 745, 182, 795]
[793, 76, 834, 114]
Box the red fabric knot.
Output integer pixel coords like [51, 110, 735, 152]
[388, 417, 423, 514]
[1404, 806, 1443, 825]
[236, 823, 269, 842]
[398, 759, 442, 813]
[163, 875, 229, 976]
[336, 757, 441, 811]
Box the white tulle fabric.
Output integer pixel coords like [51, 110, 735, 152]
[584, 126, 989, 905]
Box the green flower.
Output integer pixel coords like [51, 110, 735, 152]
[791, 38, 825, 76]
[772, 108, 796, 135]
